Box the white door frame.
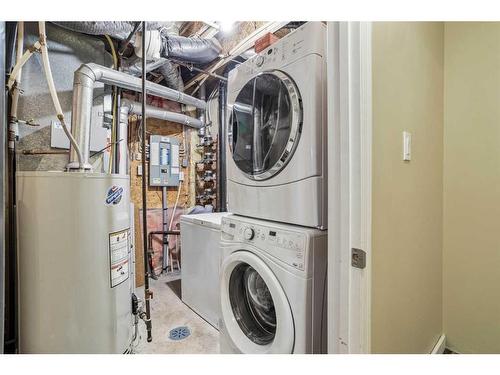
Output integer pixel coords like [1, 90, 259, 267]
[327, 21, 372, 354]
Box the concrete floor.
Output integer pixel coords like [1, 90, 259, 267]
[134, 273, 220, 354]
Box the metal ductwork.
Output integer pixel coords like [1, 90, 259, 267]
[52, 21, 178, 40]
[69, 62, 206, 170]
[51, 22, 222, 90]
[159, 33, 222, 65]
[157, 60, 184, 91]
[122, 58, 184, 91]
[121, 99, 202, 128]
[54, 22, 222, 65]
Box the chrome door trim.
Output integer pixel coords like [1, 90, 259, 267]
[228, 70, 303, 181]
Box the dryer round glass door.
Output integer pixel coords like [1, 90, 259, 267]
[220, 251, 294, 353]
[229, 70, 302, 181]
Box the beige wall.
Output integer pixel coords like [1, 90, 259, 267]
[443, 22, 500, 354]
[371, 22, 444, 353]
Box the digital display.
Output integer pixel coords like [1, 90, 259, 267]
[229, 223, 236, 228]
[269, 231, 276, 236]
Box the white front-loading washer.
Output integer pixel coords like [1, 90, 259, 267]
[226, 22, 327, 229]
[219, 214, 327, 354]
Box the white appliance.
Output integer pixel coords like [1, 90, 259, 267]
[219, 215, 327, 354]
[180, 212, 230, 328]
[16, 172, 133, 353]
[226, 22, 327, 229]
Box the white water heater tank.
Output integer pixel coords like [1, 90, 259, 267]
[16, 172, 133, 353]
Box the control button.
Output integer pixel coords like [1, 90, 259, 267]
[255, 55, 265, 67]
[243, 227, 255, 240]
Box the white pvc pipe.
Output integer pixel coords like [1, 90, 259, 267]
[10, 22, 24, 117]
[38, 21, 84, 169]
[168, 184, 182, 231]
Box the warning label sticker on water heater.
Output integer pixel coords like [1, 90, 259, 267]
[109, 228, 130, 288]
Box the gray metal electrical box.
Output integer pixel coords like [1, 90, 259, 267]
[149, 135, 180, 187]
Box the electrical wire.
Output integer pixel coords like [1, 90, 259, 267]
[104, 35, 118, 69]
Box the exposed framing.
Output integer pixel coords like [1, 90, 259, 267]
[327, 21, 372, 354]
[184, 22, 289, 93]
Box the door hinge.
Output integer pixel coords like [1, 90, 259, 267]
[351, 248, 366, 269]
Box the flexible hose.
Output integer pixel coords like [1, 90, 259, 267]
[38, 21, 84, 169]
[7, 40, 39, 90]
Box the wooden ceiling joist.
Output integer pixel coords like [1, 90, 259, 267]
[184, 21, 289, 94]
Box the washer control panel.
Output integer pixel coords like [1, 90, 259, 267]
[221, 218, 307, 271]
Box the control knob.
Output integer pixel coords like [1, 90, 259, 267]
[243, 227, 255, 240]
[255, 55, 265, 67]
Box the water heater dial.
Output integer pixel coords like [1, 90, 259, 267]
[243, 227, 255, 240]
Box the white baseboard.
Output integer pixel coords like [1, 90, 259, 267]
[431, 334, 446, 354]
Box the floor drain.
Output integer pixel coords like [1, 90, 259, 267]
[169, 326, 191, 341]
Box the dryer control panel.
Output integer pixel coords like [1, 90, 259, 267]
[228, 21, 326, 82]
[221, 217, 307, 271]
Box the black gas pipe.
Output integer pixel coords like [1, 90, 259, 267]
[141, 20, 153, 343]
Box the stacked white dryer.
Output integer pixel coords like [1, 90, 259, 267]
[220, 22, 328, 354]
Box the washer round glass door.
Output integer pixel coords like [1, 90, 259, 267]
[229, 70, 302, 180]
[220, 251, 295, 353]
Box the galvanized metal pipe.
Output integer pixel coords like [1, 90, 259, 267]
[198, 83, 206, 138]
[121, 99, 203, 128]
[141, 21, 153, 344]
[68, 62, 206, 170]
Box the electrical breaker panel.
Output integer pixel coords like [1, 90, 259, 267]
[149, 135, 180, 187]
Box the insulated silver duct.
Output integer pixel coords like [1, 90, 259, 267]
[68, 63, 205, 170]
[54, 22, 222, 65]
[122, 58, 183, 91]
[159, 33, 222, 64]
[52, 22, 222, 90]
[157, 60, 184, 91]
[52, 21, 176, 40]
[54, 21, 222, 64]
